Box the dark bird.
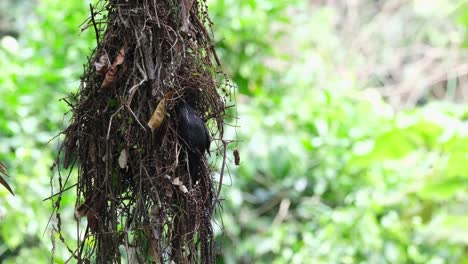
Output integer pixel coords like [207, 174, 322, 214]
[175, 100, 210, 183]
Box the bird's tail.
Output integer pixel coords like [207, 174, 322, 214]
[188, 153, 203, 184]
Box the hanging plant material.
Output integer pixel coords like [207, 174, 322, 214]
[52, 1, 236, 263]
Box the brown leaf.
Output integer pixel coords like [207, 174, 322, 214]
[75, 203, 88, 219]
[144, 227, 159, 261]
[0, 162, 6, 175]
[113, 46, 126, 66]
[234, 148, 240, 166]
[147, 98, 166, 132]
[101, 45, 126, 89]
[164, 91, 174, 100]
[100, 67, 117, 89]
[0, 176, 14, 195]
[0, 162, 14, 195]
[75, 197, 101, 233]
[147, 92, 173, 132]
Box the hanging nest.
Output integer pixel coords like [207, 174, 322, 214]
[51, 0, 233, 263]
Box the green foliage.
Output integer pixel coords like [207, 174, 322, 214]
[454, 0, 468, 47]
[208, 0, 299, 95]
[0, 0, 93, 262]
[210, 1, 468, 263]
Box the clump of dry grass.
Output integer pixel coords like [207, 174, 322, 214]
[51, 0, 233, 262]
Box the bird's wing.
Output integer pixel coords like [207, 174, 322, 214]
[204, 125, 211, 155]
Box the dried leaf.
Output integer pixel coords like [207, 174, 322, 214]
[101, 45, 126, 89]
[164, 91, 174, 100]
[113, 46, 126, 66]
[0, 162, 14, 195]
[118, 149, 128, 169]
[147, 98, 166, 131]
[179, 185, 188, 193]
[234, 148, 240, 166]
[0, 176, 14, 195]
[100, 67, 117, 89]
[75, 203, 88, 219]
[172, 177, 180, 186]
[75, 197, 101, 233]
[94, 54, 110, 75]
[147, 91, 174, 131]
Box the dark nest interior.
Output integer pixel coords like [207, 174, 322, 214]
[51, 0, 233, 263]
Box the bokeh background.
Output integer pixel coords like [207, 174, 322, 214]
[1, 0, 468, 263]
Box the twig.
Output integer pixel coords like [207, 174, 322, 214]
[272, 199, 291, 225]
[215, 140, 228, 200]
[128, 77, 147, 104]
[125, 104, 147, 132]
[89, 4, 100, 49]
[192, 15, 221, 67]
[43, 183, 78, 201]
[107, 106, 123, 140]
[141, 33, 156, 80]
